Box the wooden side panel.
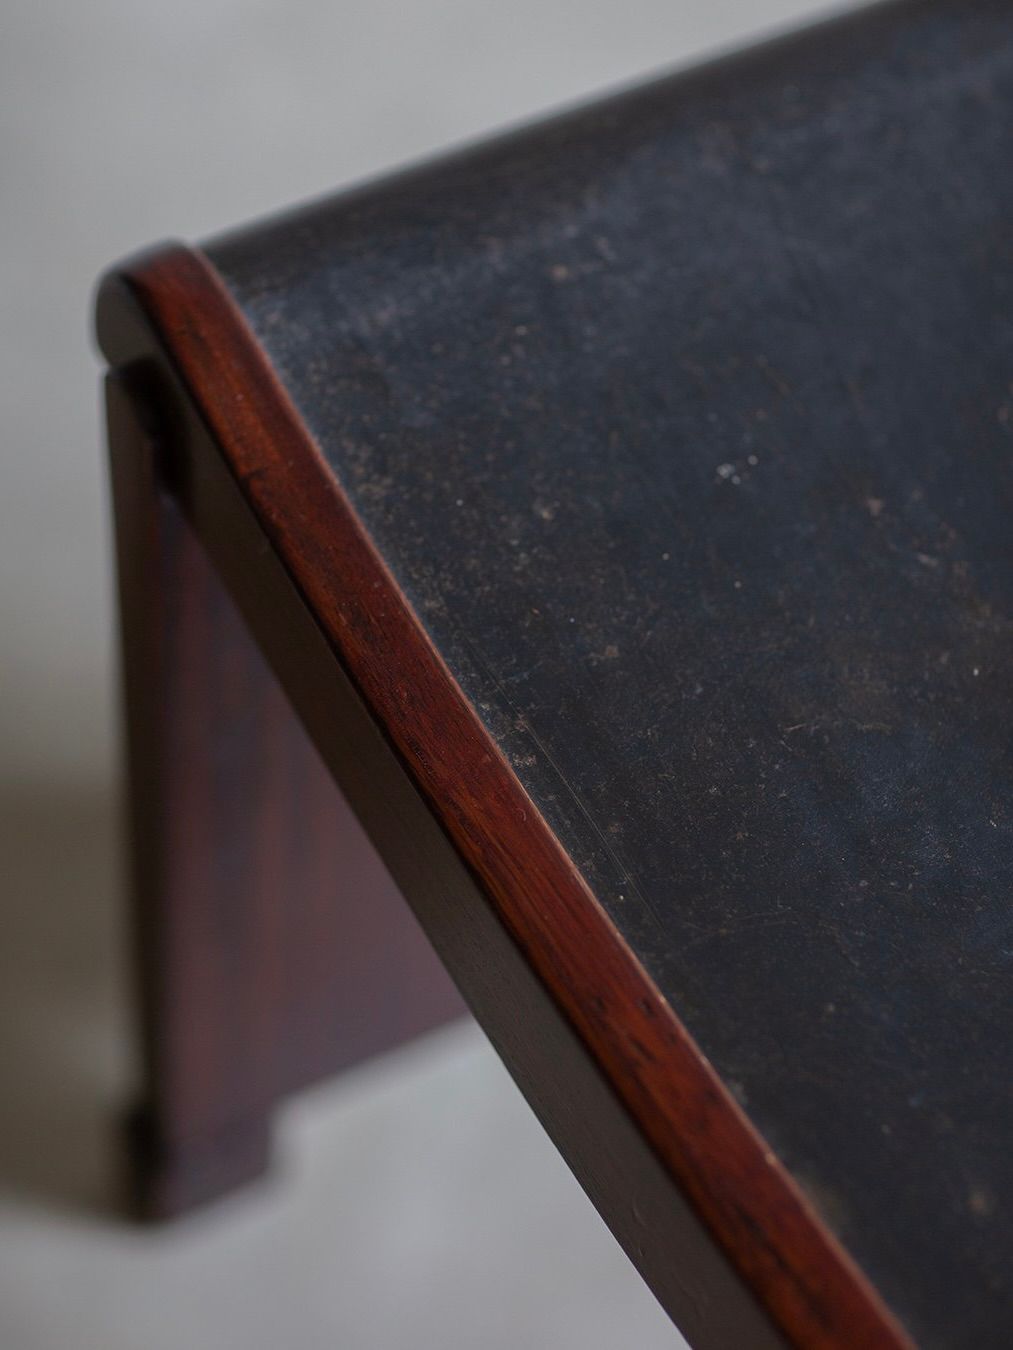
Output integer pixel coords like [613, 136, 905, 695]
[106, 371, 464, 1217]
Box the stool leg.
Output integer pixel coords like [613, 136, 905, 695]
[105, 371, 463, 1219]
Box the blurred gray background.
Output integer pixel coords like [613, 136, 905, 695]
[2, 1, 840, 1346]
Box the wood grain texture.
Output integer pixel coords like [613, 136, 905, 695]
[97, 245, 911, 1348]
[106, 369, 464, 1217]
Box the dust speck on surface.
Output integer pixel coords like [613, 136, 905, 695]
[968, 1185, 995, 1218]
[796, 1174, 850, 1234]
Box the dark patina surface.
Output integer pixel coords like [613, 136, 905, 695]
[207, 2, 1013, 1343]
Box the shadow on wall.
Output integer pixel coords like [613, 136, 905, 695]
[0, 778, 131, 1217]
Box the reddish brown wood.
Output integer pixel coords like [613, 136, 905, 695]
[106, 368, 464, 1217]
[98, 245, 912, 1348]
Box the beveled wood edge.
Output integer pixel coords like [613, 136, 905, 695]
[95, 241, 913, 1350]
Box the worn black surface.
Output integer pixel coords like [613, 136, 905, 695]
[207, 2, 1013, 1343]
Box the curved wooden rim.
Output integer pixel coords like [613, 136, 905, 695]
[97, 242, 912, 1350]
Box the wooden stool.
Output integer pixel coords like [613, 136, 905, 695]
[97, 2, 1013, 1345]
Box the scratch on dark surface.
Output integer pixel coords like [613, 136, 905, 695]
[460, 632, 664, 933]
